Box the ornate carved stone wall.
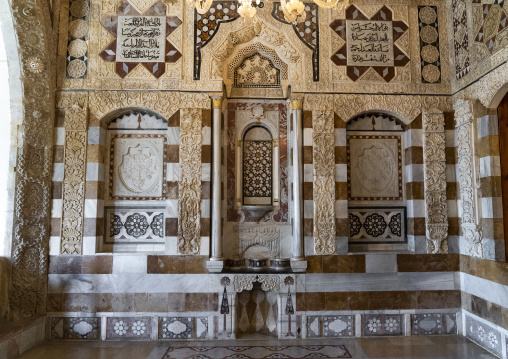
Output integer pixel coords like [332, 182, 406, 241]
[454, 99, 483, 257]
[305, 94, 452, 123]
[422, 109, 448, 254]
[7, 0, 56, 319]
[312, 111, 336, 255]
[178, 108, 202, 254]
[61, 105, 88, 254]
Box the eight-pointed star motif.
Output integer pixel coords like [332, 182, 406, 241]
[99, 0, 182, 79]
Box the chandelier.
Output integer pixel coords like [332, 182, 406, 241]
[187, 0, 349, 24]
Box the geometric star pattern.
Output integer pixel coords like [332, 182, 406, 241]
[99, 0, 182, 79]
[330, 5, 409, 82]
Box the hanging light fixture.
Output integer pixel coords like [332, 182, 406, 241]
[280, 0, 306, 24]
[238, 0, 257, 22]
[189, 0, 349, 23]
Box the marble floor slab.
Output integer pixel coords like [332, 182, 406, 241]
[16, 336, 498, 359]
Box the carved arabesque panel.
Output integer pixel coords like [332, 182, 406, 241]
[422, 110, 448, 254]
[312, 111, 336, 255]
[454, 99, 483, 257]
[178, 108, 202, 254]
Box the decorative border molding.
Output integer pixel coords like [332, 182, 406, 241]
[304, 94, 452, 123]
[87, 91, 210, 124]
[7, 0, 56, 319]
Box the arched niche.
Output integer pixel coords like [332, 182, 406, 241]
[98, 108, 172, 253]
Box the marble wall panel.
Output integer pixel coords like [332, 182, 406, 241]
[323, 315, 354, 337]
[363, 314, 403, 336]
[104, 207, 165, 250]
[349, 208, 406, 244]
[412, 313, 443, 335]
[465, 314, 503, 358]
[51, 317, 100, 340]
[106, 317, 152, 340]
[159, 317, 193, 339]
[306, 316, 321, 337]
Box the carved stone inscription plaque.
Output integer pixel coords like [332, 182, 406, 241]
[347, 135, 402, 200]
[116, 16, 166, 62]
[346, 20, 394, 66]
[110, 134, 166, 199]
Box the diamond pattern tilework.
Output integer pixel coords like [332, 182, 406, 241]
[453, 0, 469, 79]
[363, 314, 403, 336]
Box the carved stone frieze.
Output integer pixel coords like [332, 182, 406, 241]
[233, 274, 281, 293]
[88, 91, 210, 124]
[7, 0, 56, 319]
[305, 94, 452, 123]
[422, 109, 448, 254]
[454, 99, 483, 257]
[178, 108, 202, 254]
[312, 111, 336, 255]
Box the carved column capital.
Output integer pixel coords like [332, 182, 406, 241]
[290, 93, 304, 110]
[210, 93, 223, 109]
[422, 108, 444, 132]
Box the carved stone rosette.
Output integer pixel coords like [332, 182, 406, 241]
[8, 0, 56, 319]
[454, 99, 483, 257]
[61, 105, 88, 254]
[233, 274, 282, 292]
[312, 111, 336, 254]
[422, 109, 448, 254]
[178, 109, 202, 254]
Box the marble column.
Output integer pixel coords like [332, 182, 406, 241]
[210, 94, 223, 262]
[291, 94, 305, 261]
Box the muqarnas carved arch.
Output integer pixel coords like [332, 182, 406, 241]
[198, 12, 312, 96]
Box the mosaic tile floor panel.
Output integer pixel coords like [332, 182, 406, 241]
[162, 345, 352, 359]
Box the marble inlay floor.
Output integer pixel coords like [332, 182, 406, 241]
[17, 336, 498, 359]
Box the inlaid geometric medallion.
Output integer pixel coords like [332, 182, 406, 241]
[99, 0, 182, 79]
[330, 5, 409, 82]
